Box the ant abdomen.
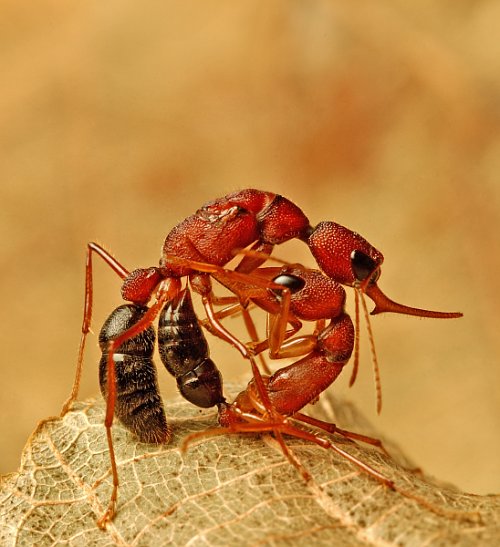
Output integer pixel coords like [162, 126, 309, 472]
[98, 304, 169, 444]
[158, 289, 225, 409]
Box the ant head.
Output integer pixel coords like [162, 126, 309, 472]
[308, 221, 462, 319]
[308, 221, 384, 288]
[271, 265, 346, 321]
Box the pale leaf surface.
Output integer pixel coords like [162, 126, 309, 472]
[1, 386, 498, 546]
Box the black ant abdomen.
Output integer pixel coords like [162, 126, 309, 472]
[158, 289, 225, 409]
[98, 305, 169, 444]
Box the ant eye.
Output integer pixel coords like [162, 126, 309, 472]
[271, 274, 306, 294]
[351, 250, 379, 282]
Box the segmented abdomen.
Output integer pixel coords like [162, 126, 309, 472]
[158, 289, 225, 408]
[99, 304, 169, 444]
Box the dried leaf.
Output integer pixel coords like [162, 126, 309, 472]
[1, 386, 498, 546]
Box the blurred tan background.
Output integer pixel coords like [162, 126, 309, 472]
[1, 1, 499, 495]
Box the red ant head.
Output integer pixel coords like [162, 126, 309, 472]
[308, 221, 462, 319]
[308, 221, 384, 287]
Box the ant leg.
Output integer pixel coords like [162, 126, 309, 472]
[200, 411, 476, 521]
[234, 241, 274, 273]
[201, 293, 252, 358]
[275, 421, 395, 488]
[202, 298, 303, 373]
[209, 295, 241, 306]
[240, 306, 271, 374]
[263, 318, 324, 359]
[61, 243, 130, 416]
[254, 330, 316, 359]
[183, 407, 392, 489]
[183, 407, 312, 482]
[96, 427, 119, 529]
[199, 299, 272, 374]
[190, 272, 289, 360]
[292, 412, 392, 458]
[245, 356, 295, 462]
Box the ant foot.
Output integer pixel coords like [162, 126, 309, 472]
[97, 501, 116, 530]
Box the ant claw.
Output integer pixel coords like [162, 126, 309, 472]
[97, 503, 116, 530]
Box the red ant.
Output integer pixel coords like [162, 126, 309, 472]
[63, 189, 461, 526]
[96, 259, 460, 526]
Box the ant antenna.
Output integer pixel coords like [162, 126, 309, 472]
[350, 284, 383, 414]
[353, 274, 462, 414]
[349, 288, 361, 388]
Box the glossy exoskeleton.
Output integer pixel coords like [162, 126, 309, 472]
[158, 288, 225, 409]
